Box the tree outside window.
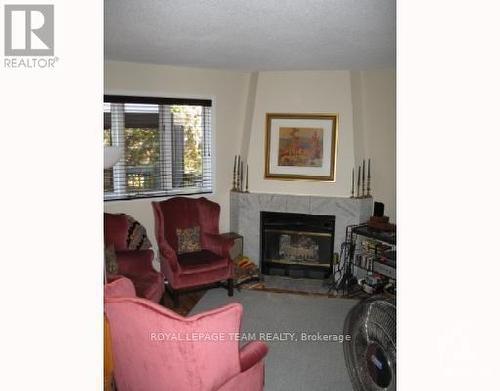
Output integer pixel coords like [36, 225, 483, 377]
[103, 100, 210, 200]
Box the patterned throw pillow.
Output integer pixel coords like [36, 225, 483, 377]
[176, 226, 201, 254]
[105, 245, 119, 274]
[126, 215, 152, 250]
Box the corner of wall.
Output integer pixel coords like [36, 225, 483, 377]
[240, 72, 259, 160]
[350, 70, 365, 166]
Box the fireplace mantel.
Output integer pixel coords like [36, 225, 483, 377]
[230, 192, 373, 266]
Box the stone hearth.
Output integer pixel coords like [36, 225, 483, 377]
[230, 192, 373, 267]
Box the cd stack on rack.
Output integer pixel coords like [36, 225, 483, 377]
[373, 249, 396, 280]
[354, 238, 392, 272]
[347, 224, 396, 296]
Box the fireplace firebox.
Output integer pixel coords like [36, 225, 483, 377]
[260, 211, 335, 279]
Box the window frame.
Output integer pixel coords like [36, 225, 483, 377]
[104, 95, 214, 202]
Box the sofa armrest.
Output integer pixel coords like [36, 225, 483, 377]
[203, 233, 234, 258]
[115, 249, 155, 277]
[239, 341, 268, 372]
[157, 239, 179, 273]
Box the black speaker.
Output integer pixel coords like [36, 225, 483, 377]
[374, 202, 385, 217]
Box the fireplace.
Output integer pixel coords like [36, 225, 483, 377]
[260, 211, 335, 279]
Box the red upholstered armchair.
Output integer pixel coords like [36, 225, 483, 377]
[104, 213, 165, 303]
[105, 276, 268, 391]
[152, 197, 234, 306]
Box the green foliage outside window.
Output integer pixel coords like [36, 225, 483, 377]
[171, 105, 202, 176]
[104, 128, 113, 192]
[104, 105, 205, 193]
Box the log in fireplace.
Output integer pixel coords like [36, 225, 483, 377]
[260, 211, 335, 279]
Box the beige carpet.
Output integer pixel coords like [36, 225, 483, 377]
[190, 287, 358, 391]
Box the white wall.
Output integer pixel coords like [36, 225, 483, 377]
[104, 61, 250, 257]
[351, 69, 396, 221]
[104, 62, 396, 260]
[245, 71, 356, 197]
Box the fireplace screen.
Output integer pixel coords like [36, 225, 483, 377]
[264, 229, 331, 266]
[280, 233, 319, 262]
[261, 212, 335, 276]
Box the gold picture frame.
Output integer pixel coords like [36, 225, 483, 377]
[265, 113, 338, 181]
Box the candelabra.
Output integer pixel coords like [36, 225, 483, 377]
[350, 168, 355, 198]
[236, 155, 241, 191]
[361, 160, 366, 197]
[352, 159, 372, 198]
[245, 164, 249, 193]
[232, 155, 238, 191]
[232, 155, 249, 192]
[356, 166, 361, 198]
[367, 158, 371, 197]
[239, 159, 244, 191]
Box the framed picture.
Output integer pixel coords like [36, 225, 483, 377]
[265, 113, 338, 181]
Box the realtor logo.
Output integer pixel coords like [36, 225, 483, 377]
[4, 4, 54, 56]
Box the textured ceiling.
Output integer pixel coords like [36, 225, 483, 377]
[105, 0, 395, 71]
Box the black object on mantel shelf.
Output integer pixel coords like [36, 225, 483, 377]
[374, 201, 385, 217]
[368, 202, 395, 232]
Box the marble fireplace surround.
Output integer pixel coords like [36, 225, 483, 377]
[230, 192, 373, 267]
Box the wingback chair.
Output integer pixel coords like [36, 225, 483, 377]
[152, 197, 234, 306]
[104, 213, 165, 303]
[105, 276, 268, 391]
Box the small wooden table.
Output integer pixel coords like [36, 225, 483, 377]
[220, 232, 244, 260]
[221, 232, 261, 287]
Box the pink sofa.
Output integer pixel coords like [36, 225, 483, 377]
[105, 277, 268, 391]
[104, 213, 165, 303]
[152, 197, 235, 306]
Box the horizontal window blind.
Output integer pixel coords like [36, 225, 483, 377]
[104, 95, 213, 201]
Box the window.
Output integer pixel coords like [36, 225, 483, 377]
[104, 95, 213, 201]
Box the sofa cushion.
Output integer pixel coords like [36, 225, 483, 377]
[104, 299, 243, 391]
[178, 250, 228, 275]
